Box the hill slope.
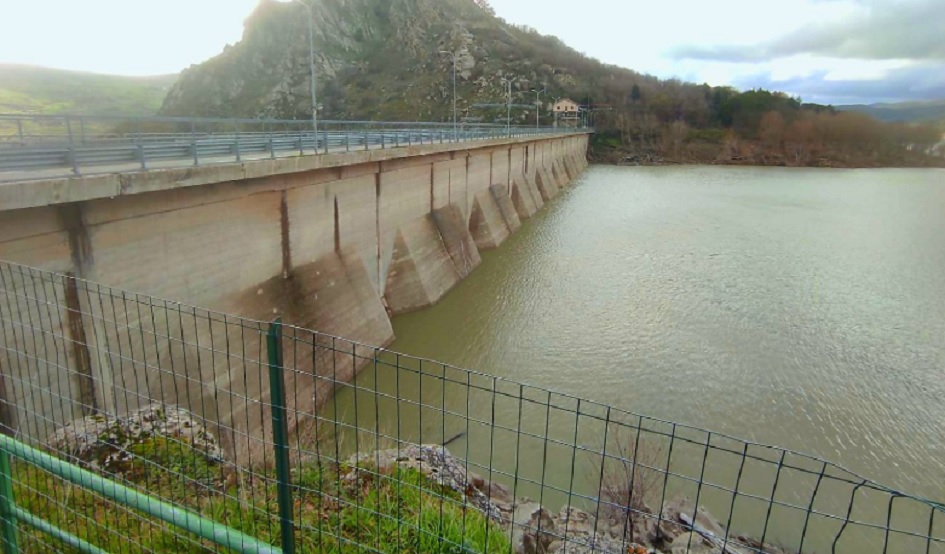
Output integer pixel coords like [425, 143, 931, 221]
[0, 64, 176, 116]
[837, 100, 945, 124]
[160, 0, 943, 168]
[160, 0, 661, 123]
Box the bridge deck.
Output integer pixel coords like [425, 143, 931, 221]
[0, 130, 591, 211]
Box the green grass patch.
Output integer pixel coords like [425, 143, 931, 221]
[7, 438, 511, 553]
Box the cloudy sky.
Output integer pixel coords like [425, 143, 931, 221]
[1, 0, 942, 105]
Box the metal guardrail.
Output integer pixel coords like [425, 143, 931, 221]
[0, 114, 584, 180]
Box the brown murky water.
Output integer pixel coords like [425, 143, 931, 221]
[328, 165, 945, 552]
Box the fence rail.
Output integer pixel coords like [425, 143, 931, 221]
[0, 114, 584, 181]
[0, 259, 942, 553]
[0, 435, 280, 554]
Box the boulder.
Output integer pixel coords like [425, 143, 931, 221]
[346, 444, 504, 521]
[660, 494, 725, 543]
[549, 506, 658, 554]
[511, 502, 556, 554]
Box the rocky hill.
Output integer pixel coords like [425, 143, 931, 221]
[160, 0, 943, 168]
[160, 0, 659, 124]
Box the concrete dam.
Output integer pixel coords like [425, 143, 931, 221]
[0, 131, 590, 450]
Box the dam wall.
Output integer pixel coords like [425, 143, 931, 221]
[0, 132, 589, 458]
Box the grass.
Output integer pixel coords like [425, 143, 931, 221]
[8, 437, 512, 553]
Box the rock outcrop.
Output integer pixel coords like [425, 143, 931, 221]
[159, 0, 656, 125]
[49, 404, 225, 474]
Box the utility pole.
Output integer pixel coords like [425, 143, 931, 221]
[500, 77, 513, 137]
[530, 87, 546, 130]
[294, 0, 318, 144]
[439, 51, 458, 141]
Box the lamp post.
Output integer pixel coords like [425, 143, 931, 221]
[500, 77, 513, 137]
[530, 87, 546, 130]
[439, 51, 457, 141]
[294, 0, 318, 145]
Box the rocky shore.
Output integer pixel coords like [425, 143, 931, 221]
[51, 405, 789, 554]
[345, 444, 790, 554]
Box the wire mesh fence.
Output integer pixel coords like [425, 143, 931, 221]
[0, 259, 942, 554]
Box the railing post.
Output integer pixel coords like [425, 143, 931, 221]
[233, 120, 242, 162]
[65, 116, 79, 175]
[191, 119, 199, 166]
[135, 118, 146, 170]
[0, 448, 19, 554]
[266, 320, 295, 554]
[268, 121, 276, 159]
[298, 122, 304, 156]
[346, 125, 350, 152]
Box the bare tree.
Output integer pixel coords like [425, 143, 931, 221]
[595, 432, 664, 545]
[759, 111, 786, 153]
[662, 120, 689, 160]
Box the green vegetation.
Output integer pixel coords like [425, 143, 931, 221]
[156, 0, 943, 168]
[604, 87, 944, 166]
[0, 64, 176, 116]
[4, 1, 939, 168]
[10, 437, 510, 553]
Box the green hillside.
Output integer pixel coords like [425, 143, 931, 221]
[0, 64, 177, 116]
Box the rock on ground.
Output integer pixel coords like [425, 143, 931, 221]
[49, 404, 225, 474]
[345, 445, 792, 554]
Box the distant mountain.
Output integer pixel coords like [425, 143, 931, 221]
[837, 100, 945, 124]
[0, 64, 177, 116]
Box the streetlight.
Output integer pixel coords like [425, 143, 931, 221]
[292, 0, 318, 145]
[439, 51, 457, 142]
[530, 87, 546, 130]
[500, 77, 513, 137]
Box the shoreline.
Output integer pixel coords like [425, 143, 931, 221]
[589, 145, 945, 170]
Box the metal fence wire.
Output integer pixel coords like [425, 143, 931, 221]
[0, 259, 942, 554]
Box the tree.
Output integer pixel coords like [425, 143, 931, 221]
[473, 0, 496, 15]
[662, 120, 689, 160]
[759, 111, 786, 152]
[631, 84, 642, 104]
[785, 117, 816, 164]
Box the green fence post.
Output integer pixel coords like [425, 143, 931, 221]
[0, 449, 19, 554]
[267, 320, 295, 554]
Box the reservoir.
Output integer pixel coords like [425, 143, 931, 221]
[329, 165, 945, 549]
